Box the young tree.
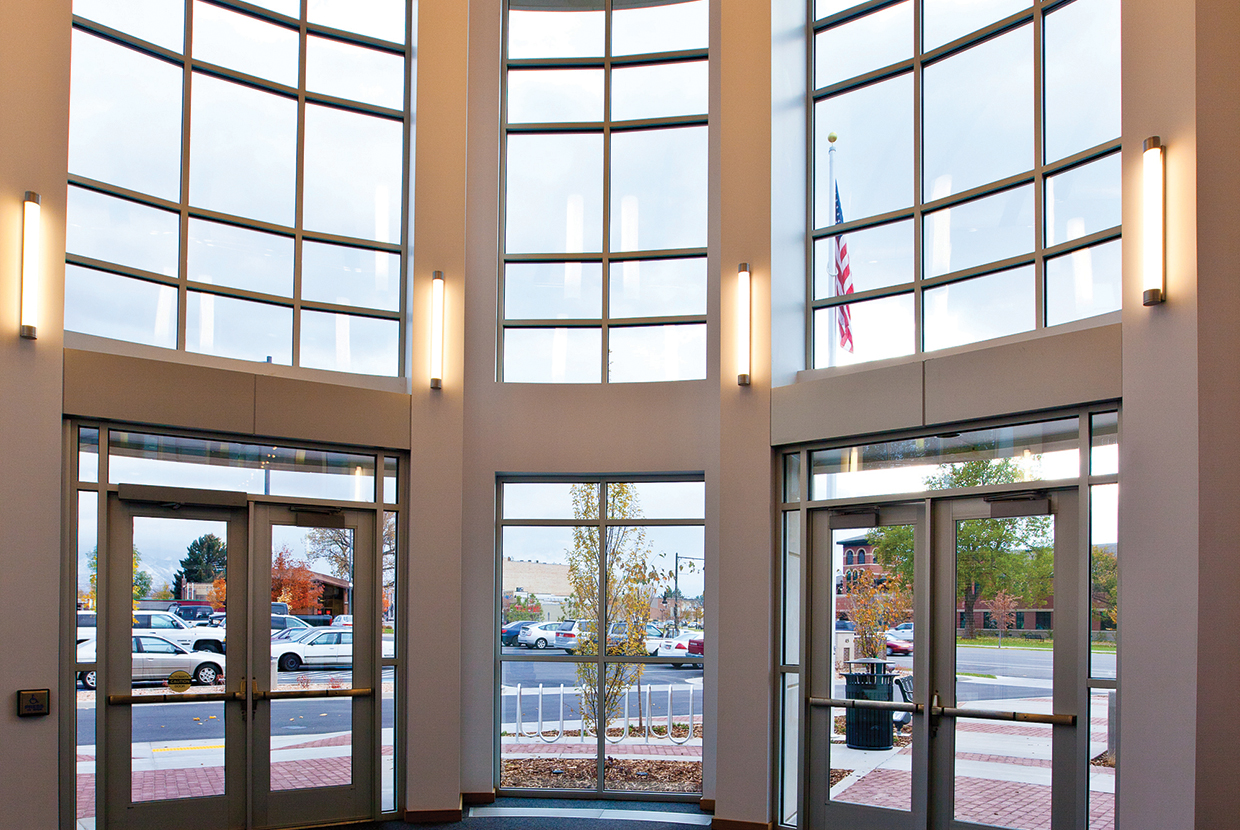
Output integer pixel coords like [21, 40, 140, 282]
[869, 458, 1050, 639]
[564, 483, 656, 735]
[508, 594, 543, 622]
[174, 533, 227, 597]
[152, 581, 175, 601]
[207, 575, 227, 610]
[846, 568, 886, 658]
[271, 545, 324, 613]
[989, 589, 1021, 647]
[88, 546, 153, 602]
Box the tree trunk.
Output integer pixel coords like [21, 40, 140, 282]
[962, 584, 980, 639]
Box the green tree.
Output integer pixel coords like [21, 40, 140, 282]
[174, 533, 227, 597]
[306, 513, 396, 593]
[565, 483, 657, 735]
[88, 546, 153, 602]
[1091, 545, 1118, 629]
[869, 458, 1050, 639]
[507, 594, 543, 622]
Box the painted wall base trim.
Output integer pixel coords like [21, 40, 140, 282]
[699, 799, 716, 813]
[405, 807, 464, 823]
[711, 819, 771, 830]
[463, 791, 498, 805]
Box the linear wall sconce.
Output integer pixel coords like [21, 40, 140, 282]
[1142, 136, 1165, 306]
[430, 270, 444, 388]
[736, 262, 751, 386]
[21, 191, 41, 339]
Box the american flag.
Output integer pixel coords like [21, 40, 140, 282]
[833, 184, 854, 352]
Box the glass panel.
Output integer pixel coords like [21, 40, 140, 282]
[503, 327, 602, 383]
[1045, 239, 1121, 326]
[815, 0, 867, 19]
[923, 24, 1032, 199]
[609, 257, 706, 318]
[307, 0, 406, 43]
[75, 491, 97, 825]
[780, 673, 799, 825]
[271, 524, 354, 790]
[601, 664, 703, 793]
[783, 511, 801, 665]
[923, 0, 1030, 52]
[1090, 412, 1118, 476]
[79, 428, 100, 483]
[830, 523, 914, 811]
[814, 73, 913, 226]
[66, 187, 179, 277]
[189, 73, 297, 226]
[64, 265, 177, 348]
[192, 0, 299, 87]
[108, 431, 377, 502]
[186, 291, 293, 365]
[611, 61, 708, 121]
[809, 417, 1080, 500]
[1089, 690, 1117, 830]
[500, 526, 578, 649]
[300, 310, 399, 376]
[813, 292, 915, 369]
[923, 266, 1035, 352]
[1044, 0, 1121, 164]
[384, 459, 398, 504]
[307, 36, 405, 109]
[73, 0, 185, 51]
[924, 185, 1034, 279]
[784, 454, 801, 504]
[507, 68, 604, 124]
[1045, 153, 1122, 247]
[1090, 483, 1118, 679]
[504, 483, 590, 521]
[607, 324, 707, 383]
[606, 523, 705, 635]
[130, 517, 229, 802]
[814, 220, 913, 298]
[814, 2, 911, 89]
[610, 126, 708, 253]
[188, 218, 294, 297]
[382, 676, 397, 811]
[303, 105, 403, 242]
[507, 7, 605, 59]
[248, 0, 301, 16]
[954, 514, 1053, 829]
[612, 0, 707, 56]
[607, 482, 705, 520]
[504, 262, 603, 320]
[499, 661, 598, 790]
[383, 511, 397, 651]
[68, 31, 183, 201]
[506, 133, 604, 255]
[302, 241, 401, 312]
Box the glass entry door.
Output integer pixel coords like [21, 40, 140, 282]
[99, 489, 377, 829]
[806, 490, 1085, 830]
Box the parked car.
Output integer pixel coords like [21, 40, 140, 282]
[330, 615, 354, 627]
[517, 621, 561, 649]
[501, 620, 535, 646]
[688, 633, 704, 658]
[656, 630, 703, 668]
[133, 611, 226, 654]
[606, 621, 665, 655]
[271, 602, 289, 615]
[76, 611, 96, 644]
[554, 620, 596, 654]
[885, 622, 914, 641]
[273, 628, 353, 671]
[835, 619, 855, 631]
[76, 635, 225, 690]
[271, 614, 311, 632]
[885, 635, 913, 656]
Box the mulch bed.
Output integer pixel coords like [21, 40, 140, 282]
[1090, 751, 1115, 767]
[829, 769, 852, 787]
[501, 757, 702, 792]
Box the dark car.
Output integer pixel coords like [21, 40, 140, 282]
[501, 620, 535, 646]
[835, 619, 855, 631]
[885, 634, 913, 656]
[687, 634, 704, 658]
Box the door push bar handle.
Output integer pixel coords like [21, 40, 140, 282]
[107, 691, 243, 705]
[809, 697, 921, 714]
[265, 687, 373, 701]
[927, 692, 1075, 726]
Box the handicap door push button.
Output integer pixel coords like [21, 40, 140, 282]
[17, 689, 50, 717]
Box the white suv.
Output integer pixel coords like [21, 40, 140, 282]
[133, 611, 226, 654]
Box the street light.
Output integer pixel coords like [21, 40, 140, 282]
[671, 552, 705, 634]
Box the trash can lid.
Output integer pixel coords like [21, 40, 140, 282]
[844, 657, 893, 673]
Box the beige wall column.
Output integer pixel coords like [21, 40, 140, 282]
[0, 0, 70, 824]
[711, 0, 773, 825]
[405, 0, 470, 817]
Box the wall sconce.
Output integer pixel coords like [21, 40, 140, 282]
[1142, 136, 1165, 306]
[20, 191, 41, 339]
[429, 270, 444, 389]
[736, 262, 751, 386]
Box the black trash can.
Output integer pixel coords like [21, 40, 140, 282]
[843, 657, 895, 750]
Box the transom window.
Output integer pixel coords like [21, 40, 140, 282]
[64, 0, 414, 377]
[809, 0, 1121, 369]
[501, 0, 709, 383]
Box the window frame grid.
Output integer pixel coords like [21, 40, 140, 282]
[805, 0, 1121, 370]
[66, 0, 414, 377]
[498, 0, 709, 383]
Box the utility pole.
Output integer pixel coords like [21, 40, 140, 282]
[673, 552, 705, 633]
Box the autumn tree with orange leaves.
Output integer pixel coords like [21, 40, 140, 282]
[271, 545, 323, 613]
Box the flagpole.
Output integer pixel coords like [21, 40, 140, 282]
[827, 132, 838, 369]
